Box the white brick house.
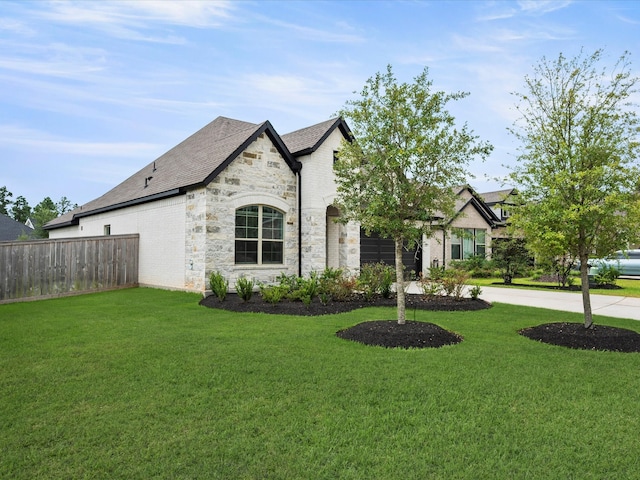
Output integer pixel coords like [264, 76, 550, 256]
[46, 116, 505, 291]
[46, 117, 360, 292]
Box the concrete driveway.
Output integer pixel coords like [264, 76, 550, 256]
[405, 282, 640, 321]
[478, 286, 640, 321]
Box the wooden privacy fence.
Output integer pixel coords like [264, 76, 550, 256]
[0, 234, 139, 303]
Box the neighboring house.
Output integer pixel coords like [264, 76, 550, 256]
[481, 188, 517, 222]
[360, 186, 505, 276]
[422, 186, 504, 271]
[45, 115, 509, 291]
[46, 116, 359, 292]
[0, 213, 34, 241]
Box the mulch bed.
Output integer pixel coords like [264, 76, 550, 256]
[519, 322, 640, 353]
[200, 293, 484, 349]
[199, 292, 490, 316]
[336, 320, 463, 349]
[200, 293, 640, 352]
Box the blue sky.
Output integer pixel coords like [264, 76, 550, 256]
[1, 0, 639, 208]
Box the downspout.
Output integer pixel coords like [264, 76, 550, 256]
[297, 168, 302, 277]
[442, 227, 447, 269]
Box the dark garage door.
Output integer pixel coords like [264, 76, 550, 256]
[360, 229, 422, 278]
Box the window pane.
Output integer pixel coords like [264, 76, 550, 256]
[235, 240, 258, 264]
[236, 206, 259, 239]
[451, 244, 461, 260]
[262, 207, 283, 240]
[262, 241, 283, 264]
[463, 235, 474, 259]
[476, 229, 486, 245]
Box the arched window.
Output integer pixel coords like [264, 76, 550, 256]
[235, 206, 284, 265]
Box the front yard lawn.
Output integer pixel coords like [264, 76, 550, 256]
[2, 288, 640, 479]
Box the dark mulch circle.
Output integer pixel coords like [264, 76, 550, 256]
[519, 322, 640, 353]
[336, 320, 463, 349]
[199, 292, 491, 317]
[200, 293, 480, 349]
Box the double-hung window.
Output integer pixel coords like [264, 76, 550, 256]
[451, 228, 486, 260]
[235, 206, 284, 265]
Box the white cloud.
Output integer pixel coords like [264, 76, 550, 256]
[0, 17, 36, 36]
[259, 18, 365, 44]
[517, 1, 573, 15]
[0, 124, 159, 157]
[30, 0, 236, 43]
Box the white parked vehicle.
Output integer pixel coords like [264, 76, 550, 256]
[588, 250, 640, 277]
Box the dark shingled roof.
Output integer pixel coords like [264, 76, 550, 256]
[282, 117, 352, 156]
[0, 213, 34, 241]
[480, 188, 516, 205]
[46, 116, 300, 229]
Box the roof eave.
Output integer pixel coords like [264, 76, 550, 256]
[44, 188, 184, 230]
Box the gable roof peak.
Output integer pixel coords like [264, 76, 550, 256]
[281, 117, 352, 157]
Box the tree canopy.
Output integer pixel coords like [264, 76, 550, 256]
[334, 65, 493, 324]
[0, 186, 78, 238]
[508, 49, 640, 328]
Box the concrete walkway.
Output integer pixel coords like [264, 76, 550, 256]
[405, 282, 640, 321]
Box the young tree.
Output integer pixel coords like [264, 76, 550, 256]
[11, 196, 31, 223]
[508, 49, 640, 328]
[334, 65, 493, 324]
[491, 236, 531, 285]
[0, 186, 13, 215]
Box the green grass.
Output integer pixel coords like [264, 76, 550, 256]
[2, 288, 640, 479]
[472, 276, 640, 297]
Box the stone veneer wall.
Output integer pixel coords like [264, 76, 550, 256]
[339, 221, 361, 273]
[188, 133, 299, 291]
[300, 208, 328, 275]
[184, 187, 207, 290]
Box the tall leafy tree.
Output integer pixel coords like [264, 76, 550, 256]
[0, 186, 13, 216]
[32, 197, 58, 238]
[508, 49, 640, 328]
[56, 196, 77, 215]
[11, 196, 31, 224]
[334, 65, 493, 324]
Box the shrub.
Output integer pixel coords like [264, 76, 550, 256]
[275, 272, 300, 295]
[538, 254, 575, 288]
[274, 272, 321, 303]
[319, 292, 331, 305]
[235, 277, 255, 302]
[593, 261, 620, 286]
[208, 271, 228, 301]
[318, 268, 356, 302]
[441, 269, 469, 300]
[427, 266, 445, 281]
[259, 284, 286, 304]
[294, 273, 319, 302]
[358, 262, 395, 300]
[469, 284, 482, 300]
[421, 279, 443, 298]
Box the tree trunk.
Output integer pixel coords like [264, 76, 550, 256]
[579, 254, 594, 329]
[395, 237, 406, 324]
